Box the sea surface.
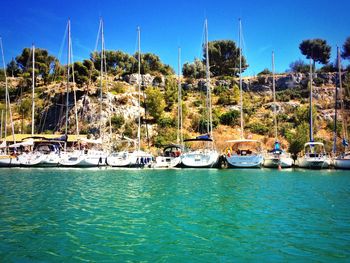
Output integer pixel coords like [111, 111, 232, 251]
[0, 168, 349, 262]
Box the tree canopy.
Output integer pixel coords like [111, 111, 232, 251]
[15, 47, 57, 83]
[299, 39, 331, 65]
[204, 40, 248, 77]
[182, 58, 206, 79]
[341, 37, 350, 60]
[90, 50, 174, 76]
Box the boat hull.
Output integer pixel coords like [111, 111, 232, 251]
[153, 156, 181, 168]
[0, 155, 21, 167]
[296, 156, 330, 169]
[263, 155, 293, 168]
[59, 150, 107, 167]
[106, 151, 153, 168]
[334, 158, 350, 169]
[181, 150, 219, 168]
[226, 154, 263, 168]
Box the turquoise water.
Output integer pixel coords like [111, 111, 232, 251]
[0, 168, 349, 262]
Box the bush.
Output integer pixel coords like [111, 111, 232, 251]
[219, 110, 240, 126]
[157, 116, 175, 128]
[111, 82, 126, 94]
[111, 114, 125, 129]
[247, 122, 269, 135]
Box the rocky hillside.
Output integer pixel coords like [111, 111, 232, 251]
[1, 71, 349, 155]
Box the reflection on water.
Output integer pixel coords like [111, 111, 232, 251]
[0, 168, 349, 261]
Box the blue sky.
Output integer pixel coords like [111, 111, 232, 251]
[1, 0, 349, 75]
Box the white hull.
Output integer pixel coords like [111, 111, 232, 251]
[59, 150, 107, 167]
[106, 150, 153, 167]
[226, 154, 263, 168]
[19, 152, 61, 167]
[152, 156, 181, 168]
[263, 154, 293, 168]
[333, 158, 350, 169]
[181, 150, 219, 168]
[296, 156, 331, 169]
[0, 155, 21, 167]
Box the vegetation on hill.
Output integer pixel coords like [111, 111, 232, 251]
[1, 36, 350, 155]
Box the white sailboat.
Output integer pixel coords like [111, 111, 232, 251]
[181, 19, 219, 168]
[152, 47, 183, 168]
[225, 19, 263, 168]
[17, 45, 63, 167]
[0, 37, 21, 167]
[333, 47, 350, 169]
[263, 52, 293, 168]
[295, 59, 330, 169]
[60, 19, 108, 167]
[107, 26, 153, 168]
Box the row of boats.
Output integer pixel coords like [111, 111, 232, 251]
[0, 136, 348, 169]
[0, 19, 349, 170]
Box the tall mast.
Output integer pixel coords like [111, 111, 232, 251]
[272, 51, 278, 141]
[239, 19, 244, 139]
[177, 47, 183, 146]
[65, 20, 71, 137]
[99, 19, 104, 140]
[0, 110, 3, 140]
[309, 58, 313, 142]
[31, 44, 35, 136]
[137, 26, 141, 152]
[333, 47, 340, 154]
[338, 47, 348, 152]
[205, 19, 213, 142]
[0, 37, 15, 145]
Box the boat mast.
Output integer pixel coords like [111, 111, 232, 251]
[99, 19, 104, 141]
[309, 58, 314, 142]
[205, 19, 213, 144]
[0, 37, 16, 146]
[272, 51, 278, 141]
[338, 47, 348, 152]
[65, 20, 71, 137]
[239, 19, 244, 139]
[31, 44, 35, 136]
[137, 26, 141, 152]
[333, 47, 340, 154]
[177, 47, 183, 146]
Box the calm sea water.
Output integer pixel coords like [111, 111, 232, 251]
[0, 168, 349, 262]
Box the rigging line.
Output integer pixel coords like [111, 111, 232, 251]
[57, 22, 68, 65]
[69, 29, 79, 136]
[94, 19, 102, 52]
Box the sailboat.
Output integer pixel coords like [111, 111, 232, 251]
[0, 37, 21, 167]
[180, 19, 219, 168]
[152, 47, 183, 168]
[18, 45, 64, 167]
[225, 19, 263, 168]
[60, 19, 108, 167]
[106, 26, 153, 168]
[295, 59, 330, 169]
[333, 47, 350, 169]
[263, 52, 293, 168]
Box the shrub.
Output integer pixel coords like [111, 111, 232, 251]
[247, 122, 269, 135]
[219, 110, 240, 126]
[111, 114, 125, 129]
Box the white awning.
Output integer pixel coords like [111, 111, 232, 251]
[8, 138, 34, 148]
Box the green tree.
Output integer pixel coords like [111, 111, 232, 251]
[6, 58, 21, 77]
[72, 61, 89, 85]
[341, 37, 350, 60]
[203, 40, 248, 77]
[144, 86, 166, 121]
[163, 77, 177, 110]
[16, 47, 57, 84]
[257, 68, 272, 76]
[289, 59, 309, 73]
[286, 122, 309, 157]
[299, 39, 331, 66]
[182, 58, 206, 79]
[219, 110, 240, 126]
